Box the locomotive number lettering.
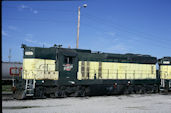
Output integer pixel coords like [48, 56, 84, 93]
[25, 51, 33, 55]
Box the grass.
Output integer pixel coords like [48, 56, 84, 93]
[2, 85, 12, 92]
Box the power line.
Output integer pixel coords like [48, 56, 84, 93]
[81, 13, 171, 49]
[8, 48, 11, 62]
[81, 22, 171, 52]
[3, 17, 76, 24]
[2, 6, 77, 12]
[84, 13, 171, 43]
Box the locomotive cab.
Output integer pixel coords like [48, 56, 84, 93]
[158, 57, 171, 92]
[58, 48, 78, 85]
[14, 44, 80, 99]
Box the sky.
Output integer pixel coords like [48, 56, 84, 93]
[2, 0, 171, 62]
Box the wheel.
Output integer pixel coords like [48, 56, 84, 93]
[13, 90, 26, 100]
[35, 86, 46, 99]
[139, 88, 145, 94]
[124, 86, 133, 94]
[123, 88, 129, 95]
[80, 90, 86, 97]
[55, 91, 60, 97]
[61, 90, 67, 98]
[85, 87, 90, 96]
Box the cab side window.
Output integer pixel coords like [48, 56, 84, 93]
[64, 56, 73, 64]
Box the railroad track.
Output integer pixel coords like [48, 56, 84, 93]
[2, 92, 171, 101]
[2, 92, 14, 100]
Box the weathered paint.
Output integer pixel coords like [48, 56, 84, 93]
[23, 58, 58, 80]
[160, 65, 171, 79]
[77, 61, 156, 80]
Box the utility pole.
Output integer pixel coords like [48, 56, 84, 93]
[76, 6, 81, 49]
[8, 48, 11, 62]
[76, 4, 87, 49]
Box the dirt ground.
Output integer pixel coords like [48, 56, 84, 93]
[2, 94, 171, 113]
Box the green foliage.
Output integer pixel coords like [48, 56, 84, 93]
[2, 85, 12, 92]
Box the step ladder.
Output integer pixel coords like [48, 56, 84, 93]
[25, 79, 35, 97]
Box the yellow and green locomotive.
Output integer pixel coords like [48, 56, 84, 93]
[158, 57, 171, 92]
[14, 44, 160, 99]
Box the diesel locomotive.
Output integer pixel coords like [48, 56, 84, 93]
[158, 57, 171, 92]
[13, 44, 170, 99]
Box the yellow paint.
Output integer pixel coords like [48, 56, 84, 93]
[77, 61, 156, 80]
[23, 58, 58, 80]
[160, 65, 171, 79]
